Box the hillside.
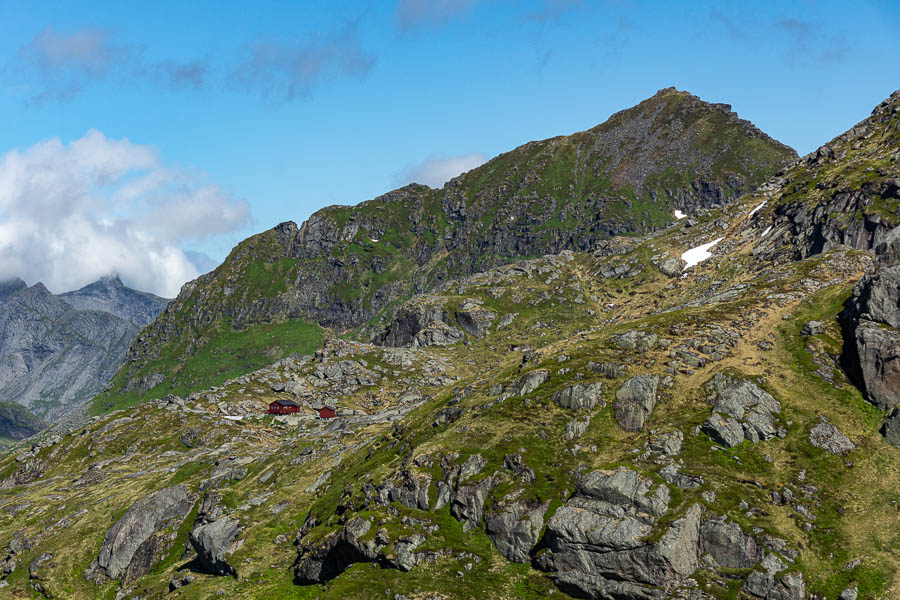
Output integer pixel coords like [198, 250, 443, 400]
[0, 402, 43, 444]
[0, 90, 896, 600]
[99, 88, 797, 410]
[0, 277, 169, 421]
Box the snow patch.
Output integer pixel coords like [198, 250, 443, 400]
[681, 237, 725, 272]
[224, 415, 244, 421]
[749, 201, 767, 216]
[674, 209, 687, 220]
[761, 226, 772, 238]
[370, 238, 379, 243]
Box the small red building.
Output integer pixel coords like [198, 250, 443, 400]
[267, 399, 301, 415]
[318, 406, 336, 419]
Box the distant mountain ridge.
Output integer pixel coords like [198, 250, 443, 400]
[59, 274, 170, 327]
[100, 87, 798, 407]
[0, 275, 169, 422]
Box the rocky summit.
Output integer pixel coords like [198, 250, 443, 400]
[0, 276, 169, 423]
[0, 90, 899, 600]
[99, 88, 796, 408]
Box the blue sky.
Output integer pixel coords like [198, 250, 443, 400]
[0, 0, 897, 296]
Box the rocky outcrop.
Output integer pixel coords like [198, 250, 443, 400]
[455, 300, 497, 338]
[613, 375, 659, 431]
[508, 370, 550, 397]
[752, 92, 900, 264]
[809, 418, 855, 455]
[701, 373, 784, 447]
[564, 415, 591, 441]
[87, 485, 195, 583]
[294, 517, 431, 584]
[537, 468, 701, 599]
[743, 553, 806, 600]
[844, 225, 900, 412]
[552, 382, 604, 411]
[485, 499, 550, 563]
[611, 330, 659, 353]
[699, 515, 762, 568]
[190, 517, 242, 577]
[881, 409, 900, 448]
[378, 300, 465, 348]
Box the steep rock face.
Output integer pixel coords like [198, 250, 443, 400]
[0, 278, 168, 420]
[751, 90, 900, 261]
[843, 225, 900, 416]
[107, 88, 796, 403]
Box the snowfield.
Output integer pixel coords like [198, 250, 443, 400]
[681, 237, 724, 271]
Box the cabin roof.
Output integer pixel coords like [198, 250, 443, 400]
[271, 398, 300, 407]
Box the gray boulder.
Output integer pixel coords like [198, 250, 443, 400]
[809, 419, 855, 455]
[451, 476, 497, 532]
[839, 586, 859, 600]
[702, 413, 746, 448]
[538, 468, 701, 599]
[611, 330, 659, 353]
[882, 409, 900, 448]
[564, 416, 591, 441]
[743, 553, 806, 599]
[92, 484, 195, 582]
[455, 301, 497, 338]
[190, 517, 242, 577]
[801, 320, 825, 335]
[659, 257, 686, 277]
[702, 373, 783, 446]
[699, 515, 761, 568]
[588, 361, 628, 379]
[485, 499, 549, 563]
[614, 375, 659, 432]
[552, 382, 604, 411]
[509, 369, 549, 396]
[649, 431, 683, 456]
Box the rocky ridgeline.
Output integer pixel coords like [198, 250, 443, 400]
[110, 87, 797, 401]
[0, 275, 168, 422]
[750, 90, 900, 262]
[3, 91, 900, 599]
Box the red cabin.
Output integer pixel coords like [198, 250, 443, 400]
[267, 399, 301, 415]
[318, 406, 336, 419]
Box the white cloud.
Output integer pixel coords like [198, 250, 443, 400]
[393, 152, 487, 188]
[0, 129, 251, 297]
